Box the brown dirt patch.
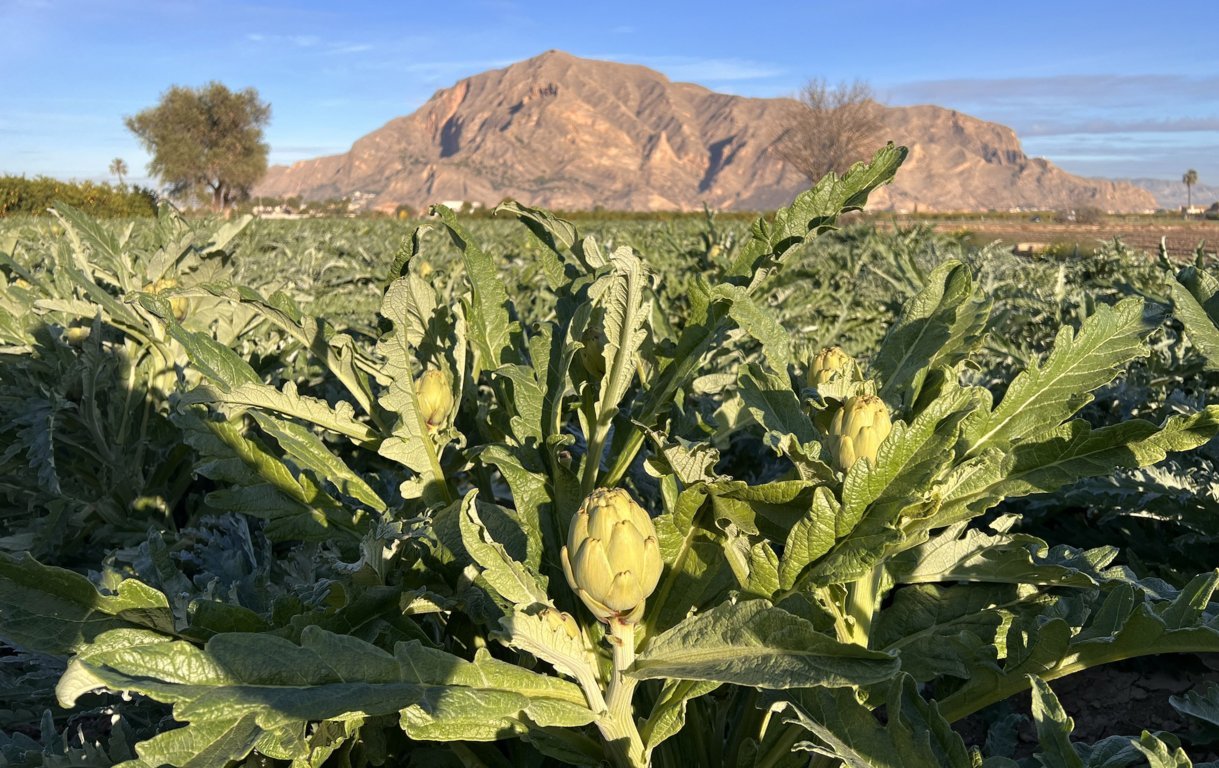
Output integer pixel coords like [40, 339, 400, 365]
[877, 216, 1218, 259]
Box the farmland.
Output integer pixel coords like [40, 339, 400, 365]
[2, 148, 1219, 767]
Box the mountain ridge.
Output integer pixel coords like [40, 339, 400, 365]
[255, 50, 1156, 214]
[1123, 177, 1219, 210]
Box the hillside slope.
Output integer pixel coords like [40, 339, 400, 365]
[256, 50, 1156, 213]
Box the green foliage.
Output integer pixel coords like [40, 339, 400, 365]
[126, 82, 270, 210]
[0, 175, 157, 217]
[2, 144, 1219, 767]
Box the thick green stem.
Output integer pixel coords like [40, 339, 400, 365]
[598, 618, 647, 768]
[843, 565, 885, 648]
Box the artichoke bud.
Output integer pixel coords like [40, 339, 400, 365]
[807, 346, 853, 387]
[561, 488, 662, 625]
[542, 607, 581, 641]
[580, 322, 607, 380]
[415, 369, 454, 431]
[826, 394, 892, 472]
[147, 278, 188, 321]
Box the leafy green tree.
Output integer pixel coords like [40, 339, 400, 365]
[1183, 168, 1199, 215]
[125, 82, 270, 211]
[108, 157, 127, 186]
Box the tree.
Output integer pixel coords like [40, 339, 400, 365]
[108, 157, 128, 186]
[125, 82, 270, 211]
[1183, 168, 1199, 216]
[775, 79, 884, 183]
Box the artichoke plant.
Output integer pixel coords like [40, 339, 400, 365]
[415, 369, 453, 430]
[826, 393, 892, 471]
[561, 487, 662, 624]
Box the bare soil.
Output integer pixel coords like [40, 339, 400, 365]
[879, 216, 1218, 259]
[956, 654, 1219, 760]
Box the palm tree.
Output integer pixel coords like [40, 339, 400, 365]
[1183, 168, 1199, 216]
[109, 157, 128, 187]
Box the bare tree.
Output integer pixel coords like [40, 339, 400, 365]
[775, 79, 884, 183]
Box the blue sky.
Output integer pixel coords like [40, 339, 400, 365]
[3, 0, 1217, 187]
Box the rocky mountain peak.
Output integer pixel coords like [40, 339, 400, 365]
[255, 51, 1157, 214]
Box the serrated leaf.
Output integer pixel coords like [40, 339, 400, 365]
[889, 522, 1114, 588]
[642, 427, 726, 485]
[937, 573, 1219, 723]
[871, 583, 1016, 682]
[648, 486, 736, 635]
[186, 381, 377, 444]
[931, 408, 1219, 533]
[631, 599, 899, 688]
[157, 316, 260, 390]
[58, 626, 592, 762]
[1029, 676, 1084, 768]
[431, 204, 516, 372]
[1171, 265, 1219, 369]
[763, 674, 972, 768]
[1170, 681, 1219, 729]
[640, 679, 721, 755]
[117, 714, 262, 768]
[739, 364, 817, 445]
[728, 143, 907, 285]
[203, 416, 359, 540]
[1130, 732, 1193, 768]
[251, 412, 385, 513]
[591, 246, 651, 429]
[965, 297, 1152, 456]
[498, 606, 599, 692]
[0, 553, 173, 656]
[458, 491, 549, 608]
[381, 273, 437, 353]
[713, 284, 793, 372]
[873, 260, 987, 411]
[778, 486, 839, 591]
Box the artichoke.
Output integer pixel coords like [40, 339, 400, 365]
[148, 278, 189, 321]
[415, 369, 453, 430]
[807, 346, 852, 387]
[580, 324, 607, 379]
[561, 488, 662, 624]
[826, 394, 892, 471]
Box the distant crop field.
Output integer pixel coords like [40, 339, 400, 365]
[881, 213, 1218, 257]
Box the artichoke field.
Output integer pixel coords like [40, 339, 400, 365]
[2, 144, 1219, 767]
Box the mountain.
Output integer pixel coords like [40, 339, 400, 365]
[1124, 178, 1219, 210]
[255, 50, 1156, 214]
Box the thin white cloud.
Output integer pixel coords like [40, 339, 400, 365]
[1021, 117, 1219, 137]
[326, 43, 373, 55]
[245, 32, 359, 50]
[889, 74, 1219, 107]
